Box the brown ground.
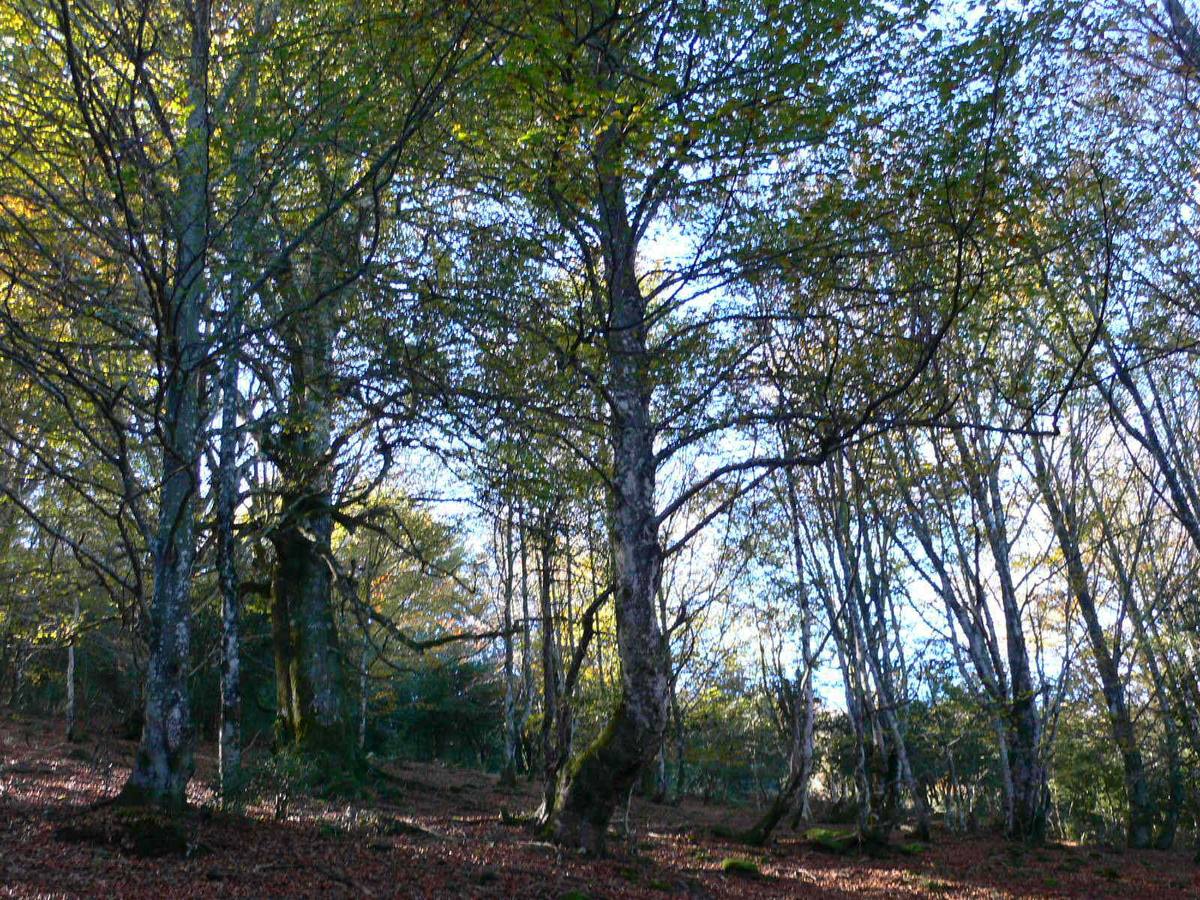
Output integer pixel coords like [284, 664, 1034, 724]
[0, 714, 1196, 898]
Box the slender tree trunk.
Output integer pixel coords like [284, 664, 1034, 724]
[66, 592, 78, 742]
[742, 467, 816, 844]
[518, 504, 534, 777]
[357, 631, 369, 751]
[1126, 571, 1182, 849]
[739, 679, 813, 844]
[118, 0, 209, 810]
[956, 430, 1047, 843]
[499, 508, 519, 787]
[672, 689, 686, 800]
[216, 303, 242, 798]
[215, 3, 273, 791]
[1031, 439, 1152, 848]
[537, 521, 569, 816]
[1156, 693, 1183, 850]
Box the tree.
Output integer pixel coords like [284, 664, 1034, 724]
[444, 0, 1017, 852]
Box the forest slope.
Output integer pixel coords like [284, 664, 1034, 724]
[0, 716, 1195, 899]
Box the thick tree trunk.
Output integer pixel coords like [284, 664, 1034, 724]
[271, 576, 295, 744]
[272, 496, 352, 760]
[1005, 683, 1046, 842]
[270, 280, 354, 766]
[995, 717, 1014, 831]
[118, 1, 209, 811]
[549, 142, 668, 854]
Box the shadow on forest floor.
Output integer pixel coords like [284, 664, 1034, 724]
[1, 714, 1196, 899]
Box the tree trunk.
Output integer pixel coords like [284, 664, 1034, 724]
[672, 689, 686, 801]
[742, 467, 816, 844]
[271, 571, 295, 744]
[537, 522, 565, 816]
[499, 507, 518, 787]
[216, 304, 242, 798]
[65, 592, 78, 743]
[271, 497, 352, 761]
[268, 246, 355, 767]
[358, 617, 371, 751]
[548, 135, 668, 854]
[740, 683, 814, 844]
[1128, 589, 1183, 849]
[956, 429, 1047, 843]
[1031, 439, 1153, 848]
[118, 0, 209, 811]
[518, 503, 534, 777]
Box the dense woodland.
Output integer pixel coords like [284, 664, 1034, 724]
[2, 0, 1200, 893]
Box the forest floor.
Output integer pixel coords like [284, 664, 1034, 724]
[0, 715, 1196, 899]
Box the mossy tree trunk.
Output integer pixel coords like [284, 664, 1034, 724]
[272, 504, 353, 761]
[548, 123, 669, 855]
[267, 237, 357, 770]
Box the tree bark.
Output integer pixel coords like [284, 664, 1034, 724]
[269, 273, 354, 765]
[536, 519, 569, 817]
[499, 506, 519, 787]
[66, 592, 79, 742]
[271, 495, 352, 760]
[741, 467, 816, 844]
[955, 429, 1047, 843]
[217, 301, 242, 798]
[118, 0, 210, 811]
[549, 129, 669, 854]
[1127, 586, 1183, 849]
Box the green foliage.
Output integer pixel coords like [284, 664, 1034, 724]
[1048, 690, 1127, 845]
[372, 656, 503, 767]
[243, 747, 322, 802]
[675, 668, 784, 805]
